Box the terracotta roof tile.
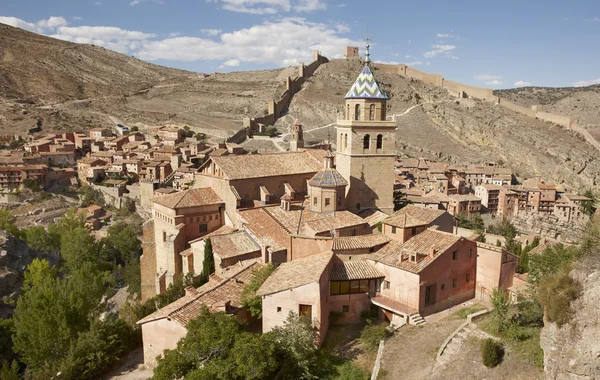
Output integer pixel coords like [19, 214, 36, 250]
[330, 260, 384, 281]
[257, 252, 333, 296]
[153, 188, 224, 209]
[137, 262, 259, 326]
[383, 205, 446, 228]
[211, 231, 261, 259]
[374, 229, 463, 273]
[208, 151, 321, 180]
[332, 234, 391, 251]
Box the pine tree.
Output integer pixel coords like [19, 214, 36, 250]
[202, 238, 215, 280]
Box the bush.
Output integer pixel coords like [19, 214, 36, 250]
[360, 323, 390, 351]
[481, 338, 503, 368]
[538, 267, 583, 327]
[334, 361, 369, 380]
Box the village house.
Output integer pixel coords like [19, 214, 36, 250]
[448, 194, 482, 217]
[381, 205, 454, 243]
[475, 242, 519, 300]
[474, 184, 502, 214]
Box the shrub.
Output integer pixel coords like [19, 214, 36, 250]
[537, 267, 583, 327]
[481, 338, 503, 368]
[334, 361, 369, 380]
[360, 323, 390, 351]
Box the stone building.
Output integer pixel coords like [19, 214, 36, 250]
[336, 55, 396, 214]
[381, 205, 454, 243]
[289, 119, 304, 152]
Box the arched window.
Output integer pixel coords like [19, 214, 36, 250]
[346, 104, 350, 120]
[354, 104, 360, 121]
[363, 134, 370, 149]
[376, 134, 383, 149]
[344, 134, 348, 150]
[369, 104, 376, 120]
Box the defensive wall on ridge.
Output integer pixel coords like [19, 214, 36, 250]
[377, 60, 580, 129]
[241, 50, 329, 134]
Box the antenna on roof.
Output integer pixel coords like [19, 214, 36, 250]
[364, 31, 371, 66]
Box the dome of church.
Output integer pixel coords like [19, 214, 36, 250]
[309, 168, 348, 188]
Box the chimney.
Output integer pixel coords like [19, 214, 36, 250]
[429, 246, 436, 258]
[280, 194, 292, 211]
[261, 246, 270, 264]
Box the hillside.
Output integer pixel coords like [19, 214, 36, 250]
[260, 58, 600, 191]
[0, 22, 290, 136]
[495, 85, 600, 128]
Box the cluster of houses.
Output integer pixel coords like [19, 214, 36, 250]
[135, 62, 524, 368]
[396, 158, 592, 224]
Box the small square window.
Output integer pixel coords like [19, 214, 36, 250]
[342, 305, 349, 313]
[325, 198, 331, 206]
[209, 215, 213, 221]
[411, 227, 417, 236]
[199, 224, 208, 233]
[383, 280, 390, 290]
[277, 307, 282, 313]
[215, 214, 219, 220]
[391, 226, 397, 234]
[452, 279, 458, 288]
[466, 274, 471, 283]
[202, 216, 206, 222]
[314, 197, 318, 206]
[441, 283, 445, 290]
[196, 217, 200, 222]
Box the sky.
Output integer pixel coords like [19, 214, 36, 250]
[1, 0, 599, 88]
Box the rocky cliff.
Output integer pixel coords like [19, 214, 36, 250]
[540, 262, 600, 379]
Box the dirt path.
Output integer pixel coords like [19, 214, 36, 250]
[97, 348, 152, 380]
[381, 318, 464, 379]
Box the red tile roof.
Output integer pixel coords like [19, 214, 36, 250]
[153, 188, 224, 209]
[330, 260, 384, 281]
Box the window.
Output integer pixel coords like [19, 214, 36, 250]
[325, 198, 331, 206]
[331, 281, 341, 295]
[411, 227, 417, 236]
[369, 104, 376, 120]
[466, 273, 471, 283]
[313, 197, 318, 206]
[452, 279, 458, 288]
[469, 248, 472, 258]
[340, 281, 350, 294]
[346, 104, 350, 119]
[337, 197, 341, 206]
[351, 229, 357, 236]
[196, 217, 200, 222]
[452, 251, 458, 260]
[162, 231, 167, 242]
[363, 134, 370, 149]
[344, 134, 348, 149]
[209, 215, 212, 221]
[391, 226, 397, 234]
[199, 224, 208, 233]
[376, 134, 383, 149]
[299, 304, 312, 319]
[354, 104, 360, 120]
[277, 307, 282, 313]
[215, 214, 219, 220]
[441, 283, 445, 290]
[350, 280, 360, 293]
[356, 203, 360, 210]
[342, 305, 349, 313]
[383, 280, 390, 290]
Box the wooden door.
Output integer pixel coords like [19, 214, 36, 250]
[299, 304, 312, 320]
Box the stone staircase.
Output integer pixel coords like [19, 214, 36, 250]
[409, 312, 426, 326]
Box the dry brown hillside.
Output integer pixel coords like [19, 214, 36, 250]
[495, 85, 600, 128]
[0, 22, 290, 136]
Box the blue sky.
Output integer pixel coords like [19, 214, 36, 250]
[1, 0, 599, 88]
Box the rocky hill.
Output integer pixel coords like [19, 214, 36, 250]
[495, 86, 600, 129]
[0, 22, 290, 136]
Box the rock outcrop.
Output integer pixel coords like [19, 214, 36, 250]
[540, 264, 600, 379]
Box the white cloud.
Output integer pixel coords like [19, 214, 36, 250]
[486, 79, 502, 86]
[136, 18, 359, 66]
[474, 74, 501, 81]
[514, 80, 531, 87]
[201, 28, 222, 36]
[584, 17, 600, 22]
[55, 26, 156, 41]
[0, 16, 68, 33]
[209, 0, 325, 14]
[337, 3, 346, 7]
[335, 23, 349, 33]
[72, 16, 83, 20]
[94, 1, 103, 5]
[130, 0, 140, 5]
[404, 54, 412, 59]
[424, 44, 456, 58]
[374, 60, 400, 65]
[168, 32, 180, 37]
[222, 59, 240, 67]
[436, 33, 449, 38]
[406, 61, 423, 66]
[573, 78, 600, 87]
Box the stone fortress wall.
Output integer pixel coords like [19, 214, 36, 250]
[376, 57, 580, 128]
[241, 51, 329, 135]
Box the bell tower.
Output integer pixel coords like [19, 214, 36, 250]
[290, 119, 304, 152]
[335, 41, 396, 214]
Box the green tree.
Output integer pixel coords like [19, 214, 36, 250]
[481, 338, 503, 368]
[80, 185, 105, 207]
[12, 262, 106, 370]
[0, 318, 15, 363]
[22, 226, 60, 254]
[0, 360, 20, 380]
[528, 243, 578, 283]
[393, 190, 410, 211]
[61, 227, 99, 271]
[22, 258, 57, 292]
[202, 238, 215, 280]
[195, 133, 207, 142]
[581, 189, 597, 217]
[270, 312, 319, 379]
[100, 223, 141, 266]
[538, 266, 583, 327]
[490, 287, 510, 333]
[241, 264, 275, 318]
[0, 210, 20, 237]
[230, 332, 278, 380]
[580, 214, 600, 257]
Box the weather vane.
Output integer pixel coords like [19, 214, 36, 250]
[364, 30, 371, 65]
